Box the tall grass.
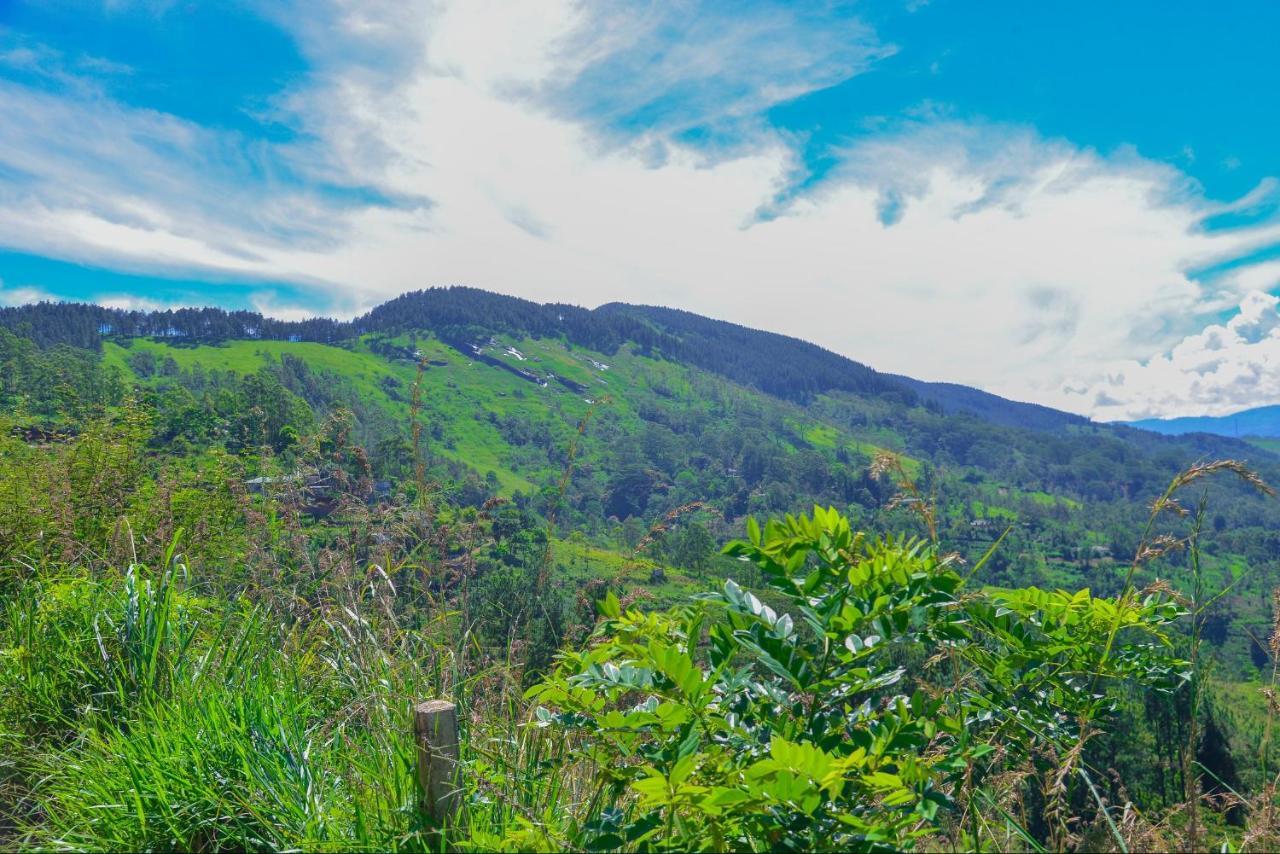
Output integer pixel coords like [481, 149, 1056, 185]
[0, 538, 607, 851]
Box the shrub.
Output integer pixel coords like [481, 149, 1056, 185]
[517, 507, 1186, 851]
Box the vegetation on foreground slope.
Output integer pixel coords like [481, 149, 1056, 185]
[0, 407, 1277, 851]
[5, 290, 1280, 849]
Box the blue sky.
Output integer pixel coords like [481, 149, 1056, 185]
[1, 1, 1279, 419]
[809, 1, 1280, 204]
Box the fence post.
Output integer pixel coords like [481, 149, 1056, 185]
[415, 699, 461, 834]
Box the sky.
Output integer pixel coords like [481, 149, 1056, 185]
[1, 1, 1279, 421]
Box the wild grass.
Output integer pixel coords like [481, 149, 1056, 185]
[0, 557, 627, 852]
[3, 543, 455, 850]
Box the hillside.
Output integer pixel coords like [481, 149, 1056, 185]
[0, 286, 908, 405]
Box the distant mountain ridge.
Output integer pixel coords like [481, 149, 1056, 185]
[7, 283, 1280, 536]
[1120, 405, 1280, 438]
[886, 375, 1090, 432]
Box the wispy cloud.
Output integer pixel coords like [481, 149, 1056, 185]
[537, 1, 894, 144]
[0, 77, 340, 269]
[0, 32, 133, 95]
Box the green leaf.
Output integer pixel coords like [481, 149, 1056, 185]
[598, 590, 621, 619]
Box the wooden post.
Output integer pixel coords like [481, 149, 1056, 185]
[415, 700, 461, 832]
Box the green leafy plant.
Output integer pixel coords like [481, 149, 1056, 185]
[518, 507, 1187, 852]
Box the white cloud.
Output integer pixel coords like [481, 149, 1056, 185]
[0, 1, 1278, 419]
[1077, 289, 1280, 421]
[95, 293, 192, 312]
[0, 282, 57, 306]
[250, 291, 342, 322]
[0, 71, 368, 281]
[531, 1, 894, 140]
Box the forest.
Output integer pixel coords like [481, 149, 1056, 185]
[4, 287, 1280, 851]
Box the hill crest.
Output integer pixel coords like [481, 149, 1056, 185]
[1, 285, 1101, 433]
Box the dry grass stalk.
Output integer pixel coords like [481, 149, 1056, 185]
[871, 451, 939, 544]
[537, 404, 599, 589]
[1134, 534, 1185, 566]
[631, 501, 717, 557]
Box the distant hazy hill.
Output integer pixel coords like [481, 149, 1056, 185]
[887, 375, 1089, 432]
[1121, 405, 1280, 438]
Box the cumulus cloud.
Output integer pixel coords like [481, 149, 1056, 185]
[0, 0, 1278, 419]
[250, 291, 343, 322]
[1076, 289, 1280, 421]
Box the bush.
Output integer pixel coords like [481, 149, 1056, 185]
[516, 507, 1185, 851]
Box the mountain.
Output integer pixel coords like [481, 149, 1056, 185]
[0, 285, 1141, 428]
[1121, 404, 1280, 438]
[593, 303, 913, 404]
[0, 287, 912, 406]
[6, 286, 1272, 452]
[0, 287, 1155, 431]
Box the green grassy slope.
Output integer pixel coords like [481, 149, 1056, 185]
[104, 333, 913, 497]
